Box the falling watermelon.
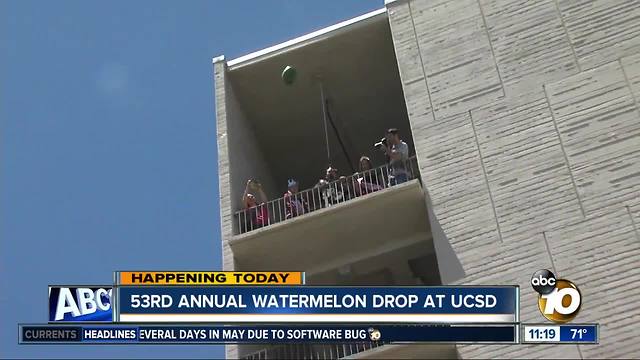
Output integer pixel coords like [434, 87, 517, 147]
[281, 65, 297, 85]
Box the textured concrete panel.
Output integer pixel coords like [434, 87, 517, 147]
[621, 51, 640, 106]
[214, 61, 234, 272]
[546, 207, 640, 359]
[559, 0, 640, 70]
[546, 61, 640, 215]
[628, 202, 640, 229]
[408, 0, 504, 118]
[472, 98, 583, 242]
[414, 112, 500, 251]
[387, 2, 425, 84]
[457, 234, 581, 359]
[387, 0, 640, 358]
[401, 79, 432, 119]
[405, 110, 503, 291]
[457, 233, 553, 322]
[479, 0, 579, 99]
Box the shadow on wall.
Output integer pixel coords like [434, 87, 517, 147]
[425, 192, 465, 284]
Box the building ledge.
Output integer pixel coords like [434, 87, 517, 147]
[229, 180, 431, 272]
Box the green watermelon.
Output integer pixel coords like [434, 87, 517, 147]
[281, 66, 297, 85]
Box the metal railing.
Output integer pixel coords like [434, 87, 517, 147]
[243, 341, 388, 360]
[235, 156, 419, 235]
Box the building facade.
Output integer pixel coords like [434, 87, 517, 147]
[214, 0, 640, 358]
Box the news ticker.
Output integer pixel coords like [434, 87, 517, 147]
[21, 324, 518, 344]
[19, 324, 599, 344]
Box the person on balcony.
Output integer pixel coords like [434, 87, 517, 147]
[284, 179, 306, 219]
[316, 166, 349, 207]
[379, 128, 409, 186]
[241, 179, 269, 232]
[354, 156, 383, 196]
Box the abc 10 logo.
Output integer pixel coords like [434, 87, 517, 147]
[531, 269, 581, 323]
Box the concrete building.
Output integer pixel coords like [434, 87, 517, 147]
[214, 0, 640, 358]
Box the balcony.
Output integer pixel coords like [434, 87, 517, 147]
[234, 156, 420, 234]
[220, 8, 418, 247]
[230, 157, 434, 275]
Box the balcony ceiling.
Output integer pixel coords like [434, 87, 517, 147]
[227, 13, 412, 192]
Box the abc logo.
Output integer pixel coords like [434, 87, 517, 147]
[531, 269, 581, 323]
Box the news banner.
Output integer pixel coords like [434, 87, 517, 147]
[20, 270, 598, 345]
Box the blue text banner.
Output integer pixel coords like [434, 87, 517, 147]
[117, 286, 518, 323]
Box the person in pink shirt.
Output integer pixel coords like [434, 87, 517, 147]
[241, 179, 269, 231]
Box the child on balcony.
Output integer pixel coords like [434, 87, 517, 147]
[316, 166, 349, 207]
[284, 179, 307, 219]
[354, 156, 383, 196]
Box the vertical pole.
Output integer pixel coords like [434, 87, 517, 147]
[320, 80, 331, 164]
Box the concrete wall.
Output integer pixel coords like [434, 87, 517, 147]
[213, 58, 239, 360]
[387, 0, 640, 358]
[215, 60, 277, 238]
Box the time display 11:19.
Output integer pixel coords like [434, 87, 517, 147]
[523, 325, 561, 342]
[529, 328, 555, 339]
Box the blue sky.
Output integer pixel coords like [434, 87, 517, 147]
[0, 1, 380, 358]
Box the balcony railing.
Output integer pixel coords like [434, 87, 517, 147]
[235, 156, 420, 235]
[243, 341, 388, 360]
